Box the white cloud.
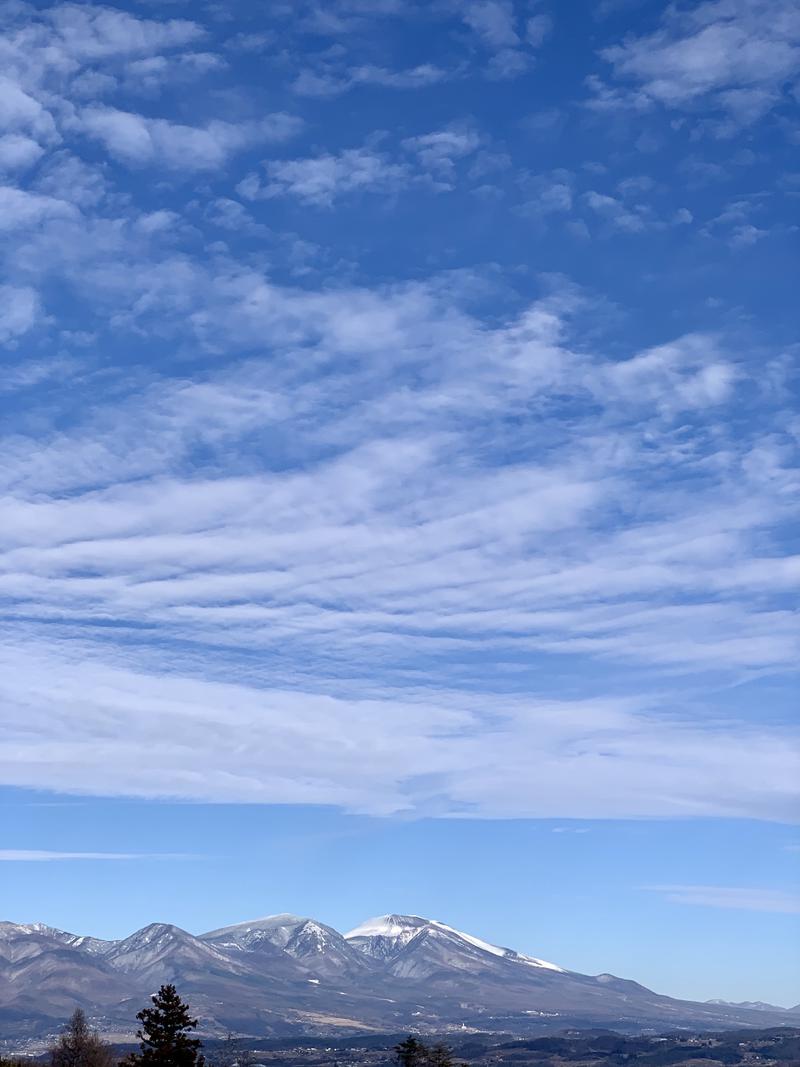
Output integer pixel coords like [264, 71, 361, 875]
[0, 642, 796, 818]
[455, 0, 547, 78]
[204, 197, 269, 235]
[281, 0, 551, 92]
[644, 885, 800, 914]
[0, 267, 795, 819]
[525, 13, 553, 47]
[240, 148, 411, 206]
[239, 130, 481, 207]
[403, 126, 481, 175]
[703, 197, 773, 247]
[0, 3, 241, 180]
[0, 5, 207, 113]
[485, 47, 531, 78]
[353, 62, 450, 88]
[596, 0, 800, 127]
[0, 76, 58, 141]
[43, 4, 205, 60]
[0, 1, 795, 829]
[0, 134, 45, 172]
[584, 190, 650, 232]
[225, 31, 275, 54]
[0, 185, 78, 230]
[122, 51, 225, 93]
[461, 0, 520, 48]
[1, 355, 83, 393]
[34, 151, 109, 207]
[519, 171, 575, 218]
[729, 223, 767, 247]
[79, 107, 301, 169]
[0, 285, 40, 344]
[596, 334, 738, 411]
[293, 63, 450, 97]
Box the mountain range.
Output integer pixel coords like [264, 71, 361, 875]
[1, 913, 797, 1046]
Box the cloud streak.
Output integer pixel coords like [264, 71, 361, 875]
[1, 642, 796, 819]
[0, 269, 796, 818]
[644, 885, 800, 915]
[0, 850, 193, 861]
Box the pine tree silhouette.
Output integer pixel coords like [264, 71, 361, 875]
[394, 1038, 465, 1067]
[394, 1038, 427, 1067]
[124, 985, 204, 1067]
[425, 1045, 456, 1067]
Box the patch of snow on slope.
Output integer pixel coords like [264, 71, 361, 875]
[431, 921, 565, 972]
[430, 921, 506, 958]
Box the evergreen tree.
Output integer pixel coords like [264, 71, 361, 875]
[394, 1037, 467, 1067]
[124, 985, 204, 1067]
[394, 1038, 428, 1067]
[425, 1044, 456, 1067]
[49, 1008, 115, 1067]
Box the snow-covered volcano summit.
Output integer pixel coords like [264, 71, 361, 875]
[344, 914, 429, 960]
[345, 914, 566, 973]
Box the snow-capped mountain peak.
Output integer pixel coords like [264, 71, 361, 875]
[202, 914, 373, 975]
[345, 915, 429, 939]
[0, 921, 113, 958]
[345, 914, 565, 973]
[2, 921, 73, 940]
[110, 922, 185, 950]
[102, 922, 247, 979]
[202, 914, 308, 947]
[344, 915, 428, 962]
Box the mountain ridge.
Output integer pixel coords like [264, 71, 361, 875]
[1, 913, 797, 1047]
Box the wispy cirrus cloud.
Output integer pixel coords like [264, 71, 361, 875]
[1, 641, 796, 819]
[292, 63, 451, 97]
[0, 850, 195, 862]
[644, 885, 800, 914]
[0, 261, 797, 818]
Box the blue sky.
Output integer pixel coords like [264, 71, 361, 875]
[0, 0, 798, 1007]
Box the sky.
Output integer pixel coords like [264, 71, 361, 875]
[0, 0, 798, 1008]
